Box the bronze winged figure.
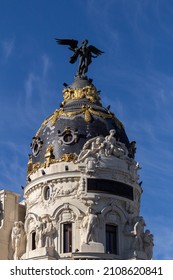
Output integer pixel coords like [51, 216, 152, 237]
[55, 38, 104, 78]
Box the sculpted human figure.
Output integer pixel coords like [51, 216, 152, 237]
[143, 229, 154, 259]
[77, 39, 96, 77]
[104, 129, 128, 158]
[116, 140, 129, 158]
[76, 136, 104, 163]
[131, 216, 146, 251]
[55, 38, 104, 78]
[82, 207, 98, 244]
[11, 221, 26, 260]
[35, 217, 44, 248]
[128, 141, 136, 159]
[44, 218, 56, 248]
[128, 161, 141, 182]
[104, 129, 117, 156]
[44, 145, 55, 167]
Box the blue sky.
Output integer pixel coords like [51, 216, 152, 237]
[0, 0, 173, 259]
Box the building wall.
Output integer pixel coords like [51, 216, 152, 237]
[23, 154, 150, 260]
[0, 190, 25, 260]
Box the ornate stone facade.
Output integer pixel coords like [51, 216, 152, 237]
[0, 61, 153, 260]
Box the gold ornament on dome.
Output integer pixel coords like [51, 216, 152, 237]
[62, 85, 101, 105]
[36, 106, 123, 137]
[27, 151, 77, 176]
[56, 153, 78, 163]
[44, 145, 55, 168]
[28, 162, 42, 176]
[27, 155, 33, 174]
[35, 83, 123, 137]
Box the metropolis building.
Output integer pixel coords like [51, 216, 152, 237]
[0, 39, 154, 260]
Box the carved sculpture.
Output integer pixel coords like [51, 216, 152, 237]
[128, 161, 140, 182]
[11, 221, 26, 260]
[131, 216, 146, 251]
[35, 216, 56, 248]
[44, 218, 56, 248]
[44, 145, 55, 167]
[57, 153, 77, 162]
[76, 130, 129, 163]
[55, 38, 104, 77]
[103, 129, 128, 158]
[35, 217, 44, 248]
[76, 136, 104, 163]
[62, 85, 101, 105]
[143, 229, 154, 259]
[128, 141, 136, 159]
[125, 216, 154, 259]
[82, 207, 98, 244]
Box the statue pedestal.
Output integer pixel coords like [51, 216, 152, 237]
[23, 247, 59, 260]
[128, 250, 148, 260]
[81, 242, 104, 253]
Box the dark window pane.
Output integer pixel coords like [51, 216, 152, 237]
[87, 178, 133, 200]
[106, 225, 118, 254]
[63, 224, 72, 253]
[44, 187, 50, 200]
[32, 231, 36, 250]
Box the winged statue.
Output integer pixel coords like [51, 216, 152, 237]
[55, 38, 104, 77]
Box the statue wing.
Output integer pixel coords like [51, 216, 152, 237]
[88, 45, 104, 56]
[55, 38, 78, 51]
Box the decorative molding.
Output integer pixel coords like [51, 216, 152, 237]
[62, 85, 101, 105]
[35, 106, 123, 137]
[27, 152, 78, 176]
[25, 177, 83, 210]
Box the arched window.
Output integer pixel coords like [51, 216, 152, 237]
[106, 224, 118, 254]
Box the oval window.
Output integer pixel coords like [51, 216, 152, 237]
[63, 133, 73, 144]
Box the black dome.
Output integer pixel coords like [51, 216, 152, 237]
[30, 77, 130, 166]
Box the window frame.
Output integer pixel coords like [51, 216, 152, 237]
[105, 224, 118, 255]
[62, 223, 72, 253]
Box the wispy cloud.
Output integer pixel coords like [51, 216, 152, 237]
[1, 37, 15, 60]
[42, 53, 51, 77]
[19, 53, 57, 132]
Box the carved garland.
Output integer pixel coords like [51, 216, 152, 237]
[36, 106, 123, 137]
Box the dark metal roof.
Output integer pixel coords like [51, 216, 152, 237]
[30, 77, 130, 164]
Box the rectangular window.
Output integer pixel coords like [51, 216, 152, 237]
[63, 223, 72, 253]
[87, 178, 133, 200]
[106, 224, 118, 254]
[31, 231, 36, 250]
